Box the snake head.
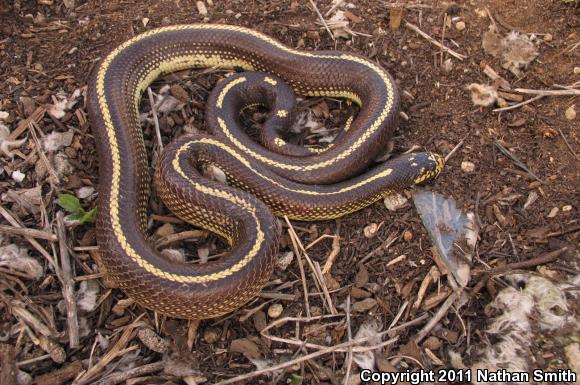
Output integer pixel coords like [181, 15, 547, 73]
[411, 152, 445, 185]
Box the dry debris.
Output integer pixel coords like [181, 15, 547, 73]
[482, 25, 539, 76]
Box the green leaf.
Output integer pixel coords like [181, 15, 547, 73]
[57, 194, 82, 213]
[65, 211, 86, 223]
[287, 374, 302, 385]
[80, 207, 97, 224]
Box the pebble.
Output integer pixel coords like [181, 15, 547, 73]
[461, 161, 475, 172]
[455, 21, 466, 31]
[202, 327, 221, 344]
[575, 67, 580, 74]
[543, 33, 553, 42]
[562, 205, 572, 212]
[137, 328, 169, 353]
[384, 193, 408, 211]
[547, 207, 559, 218]
[403, 230, 413, 242]
[267, 303, 283, 318]
[363, 223, 380, 238]
[276, 251, 294, 271]
[196, 1, 208, 16]
[12, 170, 25, 182]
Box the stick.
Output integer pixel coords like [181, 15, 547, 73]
[445, 137, 465, 162]
[91, 362, 164, 385]
[29, 122, 59, 184]
[514, 88, 580, 96]
[556, 126, 580, 162]
[73, 316, 143, 385]
[342, 296, 353, 385]
[56, 212, 79, 349]
[213, 336, 399, 385]
[493, 94, 544, 112]
[404, 21, 467, 60]
[0, 224, 58, 241]
[489, 247, 568, 274]
[8, 106, 45, 141]
[308, 0, 335, 41]
[414, 291, 458, 343]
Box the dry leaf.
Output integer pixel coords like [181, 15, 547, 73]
[230, 338, 261, 359]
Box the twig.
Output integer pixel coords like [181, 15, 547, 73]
[342, 296, 353, 385]
[147, 87, 163, 152]
[213, 335, 398, 385]
[555, 126, 580, 162]
[284, 216, 311, 317]
[7, 106, 45, 141]
[493, 94, 544, 112]
[91, 362, 165, 385]
[56, 212, 79, 349]
[359, 231, 399, 265]
[445, 137, 465, 162]
[387, 301, 408, 330]
[404, 21, 467, 60]
[155, 230, 207, 247]
[482, 64, 511, 90]
[0, 224, 57, 242]
[515, 88, 580, 96]
[308, 0, 335, 41]
[29, 360, 83, 385]
[439, 13, 448, 66]
[493, 141, 542, 183]
[321, 222, 341, 274]
[73, 315, 144, 385]
[489, 247, 568, 274]
[29, 122, 59, 184]
[415, 291, 458, 343]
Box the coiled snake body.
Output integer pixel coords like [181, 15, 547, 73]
[87, 24, 444, 319]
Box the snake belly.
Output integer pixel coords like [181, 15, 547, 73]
[87, 24, 444, 319]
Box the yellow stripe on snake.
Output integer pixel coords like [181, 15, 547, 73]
[87, 24, 444, 319]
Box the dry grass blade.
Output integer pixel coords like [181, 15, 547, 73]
[284, 216, 311, 317]
[493, 140, 542, 182]
[72, 315, 144, 385]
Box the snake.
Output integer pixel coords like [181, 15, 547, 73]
[87, 24, 444, 319]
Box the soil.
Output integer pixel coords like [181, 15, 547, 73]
[0, 1, 578, 384]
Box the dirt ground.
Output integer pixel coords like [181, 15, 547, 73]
[0, 0, 578, 384]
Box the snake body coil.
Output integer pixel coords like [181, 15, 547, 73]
[88, 24, 444, 319]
